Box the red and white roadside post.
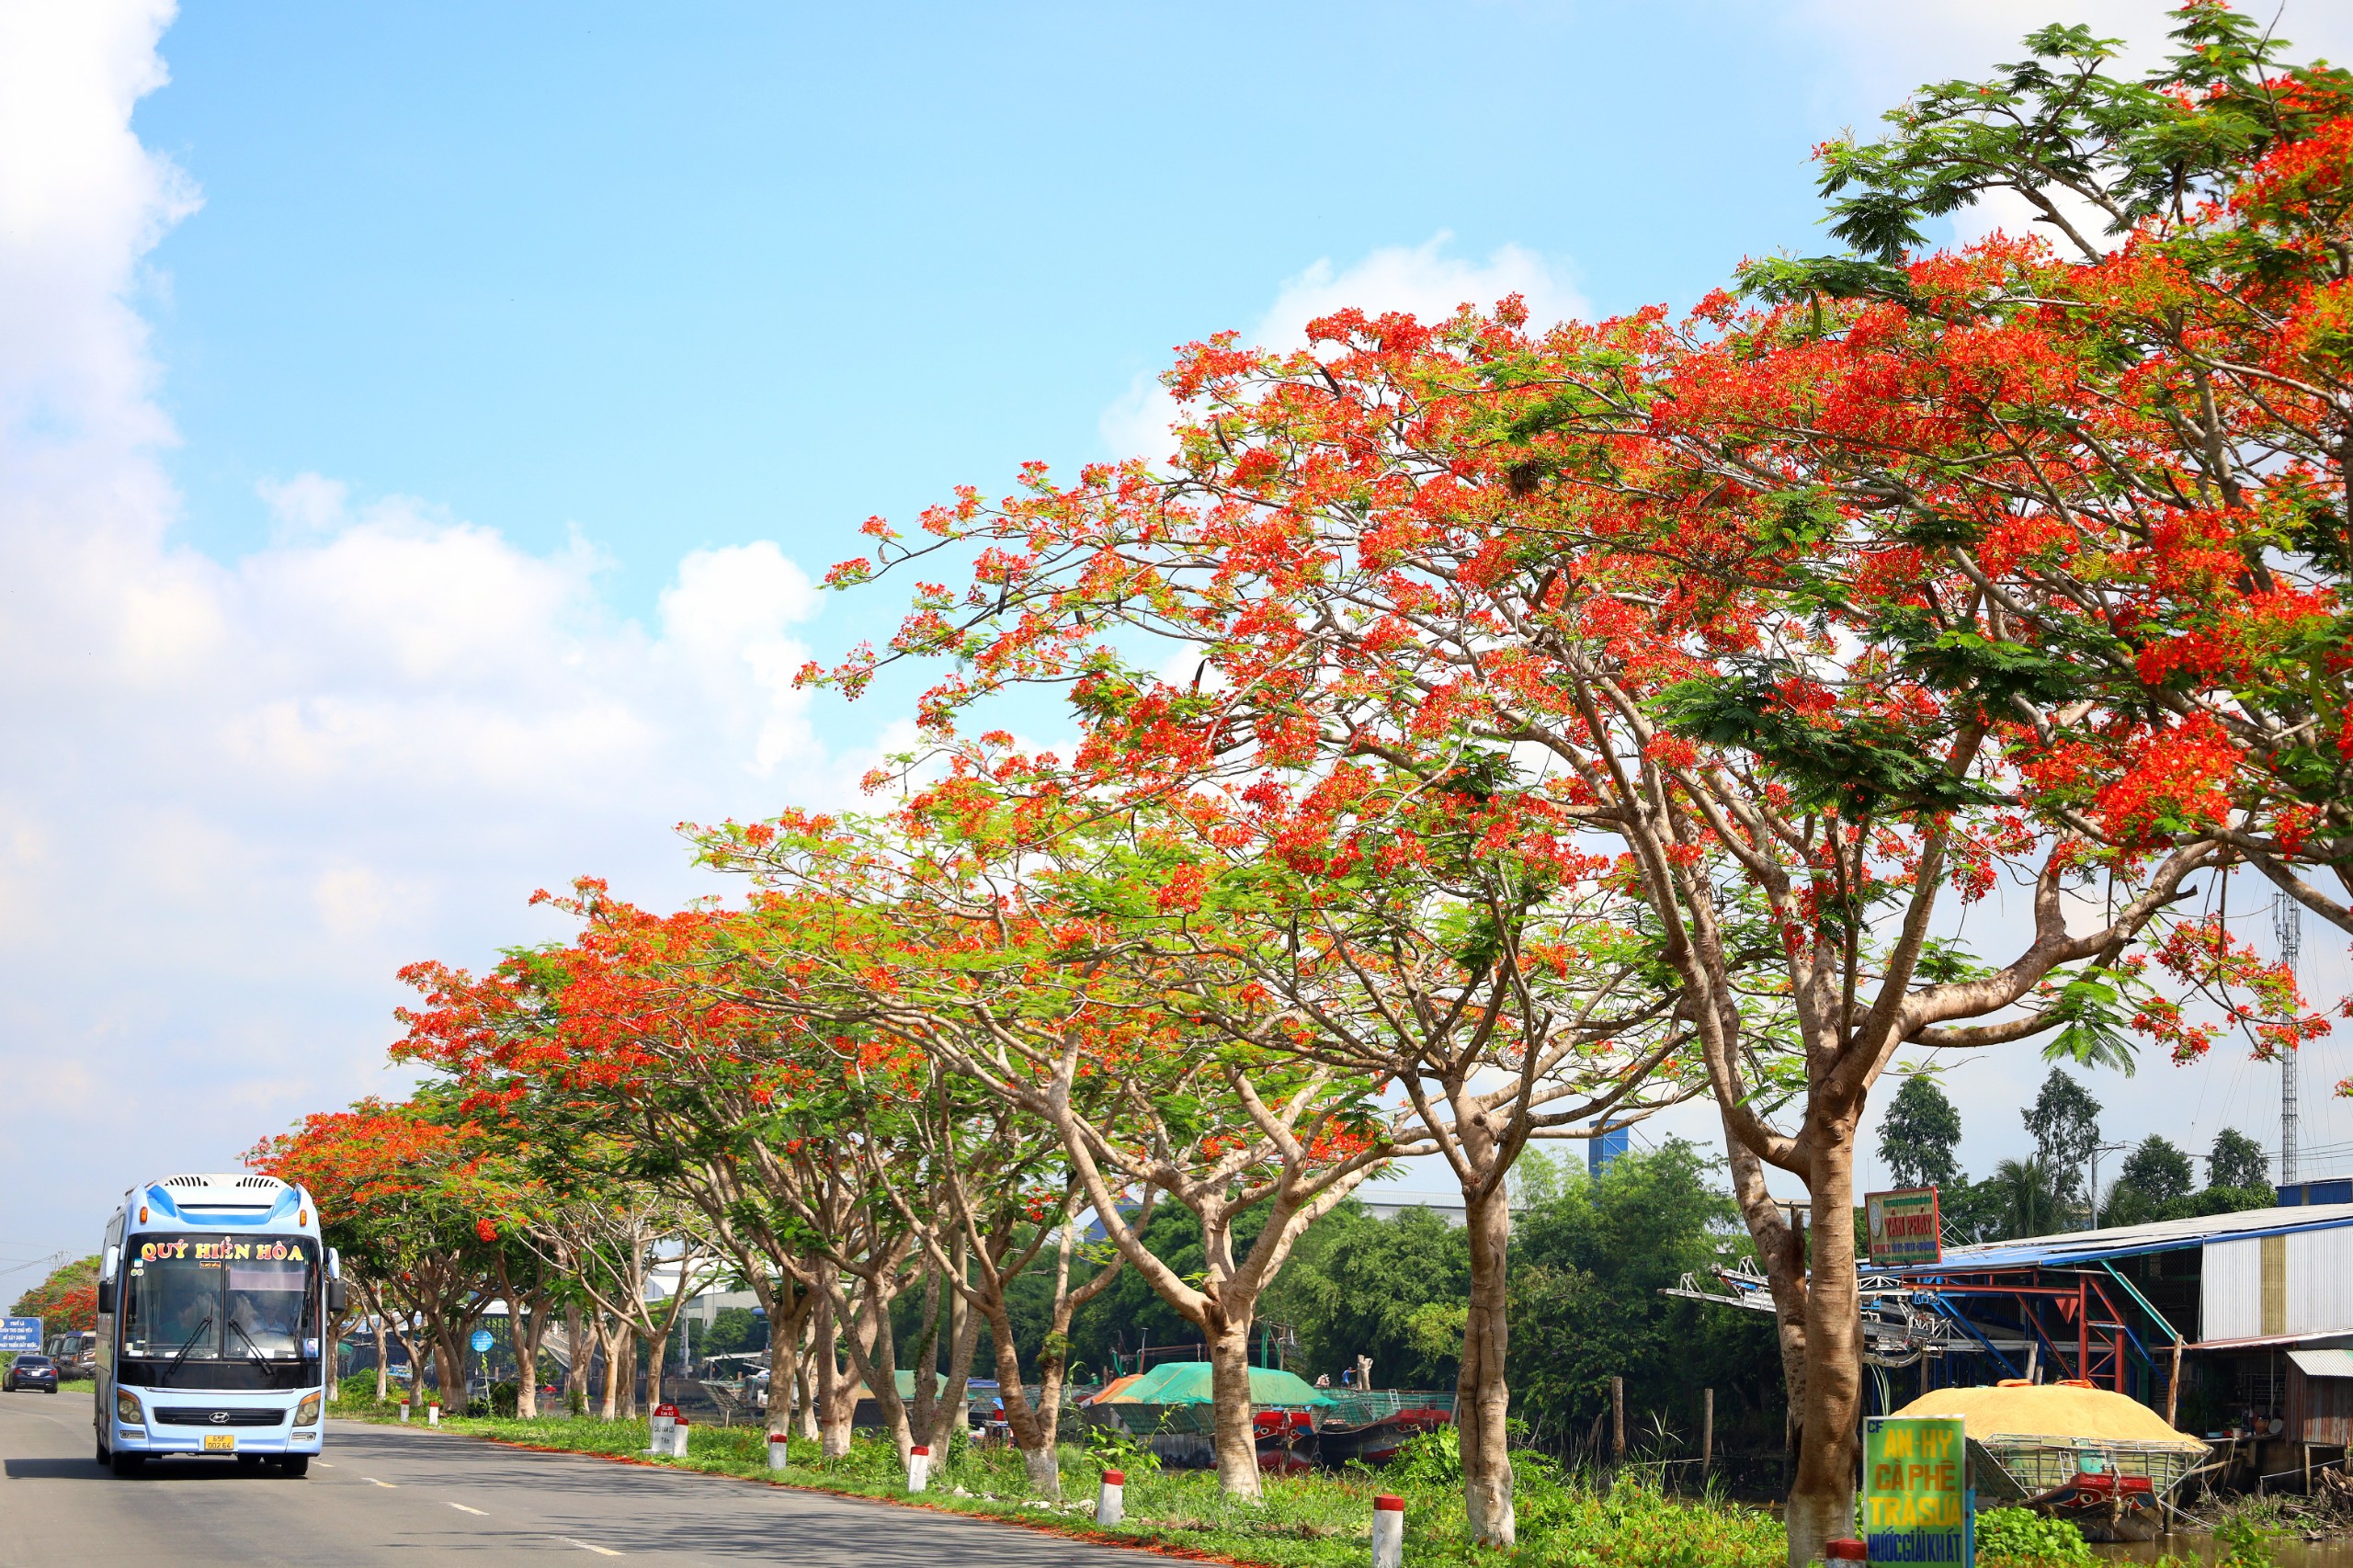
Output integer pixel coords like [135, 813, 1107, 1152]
[667, 1414, 691, 1459]
[1371, 1494, 1404, 1568]
[426, 1399, 441, 1427]
[648, 1403, 678, 1456]
[1096, 1469, 1124, 1527]
[905, 1443, 931, 1493]
[397, 1397, 410, 1424]
[767, 1431, 790, 1470]
[1823, 1541, 1868, 1564]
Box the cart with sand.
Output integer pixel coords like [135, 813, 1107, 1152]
[1889, 1381, 2211, 1542]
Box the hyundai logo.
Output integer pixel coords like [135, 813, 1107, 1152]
[210, 1412, 228, 1425]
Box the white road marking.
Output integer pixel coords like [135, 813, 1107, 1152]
[449, 1502, 487, 1516]
[557, 1539, 621, 1557]
[315, 1460, 335, 1468]
[363, 1476, 397, 1487]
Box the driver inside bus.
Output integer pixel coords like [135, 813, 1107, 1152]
[161, 1288, 213, 1354]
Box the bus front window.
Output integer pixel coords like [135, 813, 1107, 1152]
[226, 1261, 307, 1357]
[121, 1238, 317, 1365]
[123, 1256, 222, 1360]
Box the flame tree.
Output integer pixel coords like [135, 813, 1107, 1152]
[801, 34, 2347, 1539]
[698, 796, 1403, 1498]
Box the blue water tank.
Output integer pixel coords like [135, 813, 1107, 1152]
[1589, 1126, 1631, 1176]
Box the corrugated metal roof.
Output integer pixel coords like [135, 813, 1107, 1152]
[1890, 1202, 2353, 1275]
[2290, 1350, 2353, 1379]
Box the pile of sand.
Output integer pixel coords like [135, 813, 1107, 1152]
[1890, 1383, 2201, 1447]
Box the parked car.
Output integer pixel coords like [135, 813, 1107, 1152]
[5, 1355, 58, 1393]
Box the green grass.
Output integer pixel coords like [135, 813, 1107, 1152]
[331, 1402, 1795, 1566]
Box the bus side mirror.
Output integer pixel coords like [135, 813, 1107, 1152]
[97, 1278, 114, 1315]
[326, 1279, 347, 1314]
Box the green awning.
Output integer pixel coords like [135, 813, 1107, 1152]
[1092, 1361, 1333, 1408]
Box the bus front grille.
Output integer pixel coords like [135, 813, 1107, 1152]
[153, 1406, 286, 1427]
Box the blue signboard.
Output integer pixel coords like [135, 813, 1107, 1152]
[471, 1328, 494, 1354]
[0, 1318, 40, 1353]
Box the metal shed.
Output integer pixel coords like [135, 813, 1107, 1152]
[2286, 1349, 2353, 1447]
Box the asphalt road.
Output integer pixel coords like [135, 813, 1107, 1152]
[0, 1390, 1144, 1566]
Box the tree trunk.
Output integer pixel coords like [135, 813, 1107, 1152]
[837, 1276, 915, 1462]
[1205, 1316, 1262, 1500]
[370, 1304, 389, 1403]
[926, 1244, 981, 1455]
[1722, 1109, 1811, 1458]
[795, 1335, 817, 1440]
[815, 1294, 853, 1457]
[513, 1301, 544, 1420]
[563, 1305, 589, 1416]
[1457, 1178, 1517, 1548]
[763, 1288, 813, 1438]
[985, 1295, 1059, 1500]
[1784, 1115, 1864, 1568]
[598, 1324, 630, 1421]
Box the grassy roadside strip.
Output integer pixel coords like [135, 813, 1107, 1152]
[331, 1403, 1790, 1567]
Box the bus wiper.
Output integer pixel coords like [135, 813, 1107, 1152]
[225, 1317, 270, 1371]
[167, 1315, 214, 1373]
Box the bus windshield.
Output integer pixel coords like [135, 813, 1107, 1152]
[122, 1235, 316, 1362]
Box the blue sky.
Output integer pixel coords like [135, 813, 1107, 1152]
[1, 0, 2349, 1267]
[132, 4, 1836, 608]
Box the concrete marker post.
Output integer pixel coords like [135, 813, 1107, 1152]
[398, 1400, 410, 1424]
[1097, 1470, 1124, 1527]
[426, 1401, 440, 1427]
[649, 1402, 678, 1456]
[1824, 1540, 1868, 1563]
[767, 1431, 790, 1471]
[906, 1443, 931, 1493]
[1371, 1493, 1404, 1568]
[669, 1415, 691, 1459]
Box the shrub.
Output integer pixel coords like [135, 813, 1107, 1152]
[1976, 1506, 2092, 1566]
[335, 1371, 386, 1407]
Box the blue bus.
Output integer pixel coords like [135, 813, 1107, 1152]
[95, 1174, 346, 1477]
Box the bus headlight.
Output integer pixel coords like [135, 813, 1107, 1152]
[294, 1392, 322, 1426]
[115, 1390, 142, 1425]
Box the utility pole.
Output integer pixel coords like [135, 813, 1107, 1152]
[2274, 889, 2302, 1187]
[2086, 1142, 2126, 1230]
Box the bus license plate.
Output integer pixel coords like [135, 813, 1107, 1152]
[203, 1434, 234, 1452]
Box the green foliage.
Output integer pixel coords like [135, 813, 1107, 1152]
[9, 1256, 100, 1327]
[2214, 1513, 2281, 1567]
[1507, 1142, 1782, 1453]
[1257, 1203, 1470, 1388]
[697, 1306, 768, 1358]
[2023, 1069, 2101, 1205]
[1813, 3, 2348, 263]
[2105, 1135, 2197, 1224]
[2209, 1127, 2271, 1193]
[335, 1371, 388, 1408]
[1975, 1506, 2092, 1565]
[1879, 1075, 1963, 1192]
[1986, 1158, 2066, 1240]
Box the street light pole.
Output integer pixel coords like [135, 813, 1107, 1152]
[2086, 1142, 2127, 1230]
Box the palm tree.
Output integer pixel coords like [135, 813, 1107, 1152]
[1987, 1158, 2063, 1241]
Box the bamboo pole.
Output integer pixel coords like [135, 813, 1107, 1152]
[1611, 1375, 1625, 1464]
[2166, 1335, 2184, 1429]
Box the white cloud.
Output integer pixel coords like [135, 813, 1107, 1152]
[256, 471, 349, 536]
[1102, 233, 1586, 462]
[0, 1, 848, 1249]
